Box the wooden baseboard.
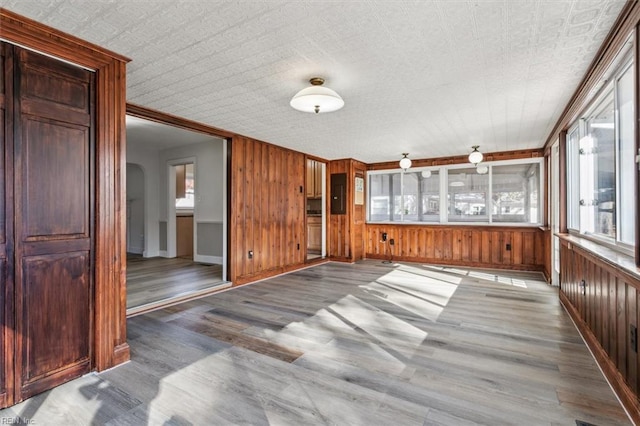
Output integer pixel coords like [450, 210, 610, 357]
[111, 343, 131, 367]
[328, 256, 354, 263]
[559, 291, 640, 424]
[233, 259, 329, 286]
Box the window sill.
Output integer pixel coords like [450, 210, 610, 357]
[557, 233, 640, 280]
[366, 221, 543, 228]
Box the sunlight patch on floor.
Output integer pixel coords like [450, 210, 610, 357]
[424, 265, 530, 289]
[329, 294, 428, 356]
[358, 267, 458, 322]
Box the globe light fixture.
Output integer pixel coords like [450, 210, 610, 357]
[421, 170, 432, 178]
[290, 77, 344, 114]
[476, 165, 489, 175]
[399, 153, 412, 170]
[468, 145, 483, 165]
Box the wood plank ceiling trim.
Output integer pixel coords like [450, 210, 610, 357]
[127, 103, 234, 139]
[0, 8, 131, 371]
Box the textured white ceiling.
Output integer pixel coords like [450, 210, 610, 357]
[3, 0, 626, 163]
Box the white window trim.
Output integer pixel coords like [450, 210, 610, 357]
[565, 51, 635, 253]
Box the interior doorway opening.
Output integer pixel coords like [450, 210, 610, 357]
[125, 114, 230, 316]
[306, 159, 327, 261]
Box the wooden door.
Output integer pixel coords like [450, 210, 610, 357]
[13, 46, 95, 401]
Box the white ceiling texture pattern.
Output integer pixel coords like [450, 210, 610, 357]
[2, 0, 626, 163]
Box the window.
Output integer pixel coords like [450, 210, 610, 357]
[369, 170, 441, 222]
[367, 159, 543, 225]
[448, 167, 488, 222]
[491, 163, 539, 224]
[567, 127, 580, 229]
[369, 172, 401, 221]
[566, 54, 635, 252]
[175, 163, 195, 210]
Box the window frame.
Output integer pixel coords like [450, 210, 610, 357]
[565, 53, 635, 256]
[367, 157, 544, 226]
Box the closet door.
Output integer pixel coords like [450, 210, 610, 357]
[13, 46, 95, 401]
[0, 42, 15, 408]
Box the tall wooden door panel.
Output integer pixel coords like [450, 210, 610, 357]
[12, 46, 94, 401]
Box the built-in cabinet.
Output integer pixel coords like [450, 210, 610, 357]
[307, 216, 322, 252]
[176, 214, 194, 258]
[306, 159, 322, 199]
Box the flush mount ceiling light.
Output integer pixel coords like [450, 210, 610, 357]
[290, 77, 344, 114]
[468, 145, 483, 165]
[399, 153, 412, 171]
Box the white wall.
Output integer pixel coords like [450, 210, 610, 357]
[127, 131, 224, 260]
[126, 163, 145, 254]
[159, 140, 224, 222]
[159, 140, 225, 263]
[127, 143, 161, 257]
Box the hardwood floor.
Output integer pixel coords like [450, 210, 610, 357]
[0, 261, 629, 425]
[126, 255, 228, 314]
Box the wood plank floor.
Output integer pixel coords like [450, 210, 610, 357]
[126, 255, 225, 310]
[1, 261, 629, 425]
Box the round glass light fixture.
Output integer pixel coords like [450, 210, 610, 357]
[290, 77, 344, 114]
[468, 145, 483, 165]
[476, 165, 488, 175]
[421, 170, 432, 178]
[399, 153, 412, 170]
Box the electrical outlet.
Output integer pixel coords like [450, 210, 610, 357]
[390, 239, 394, 245]
[248, 250, 253, 259]
[382, 232, 387, 241]
[505, 243, 511, 251]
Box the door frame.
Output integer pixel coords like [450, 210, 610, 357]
[1, 9, 132, 389]
[126, 104, 233, 281]
[167, 157, 196, 259]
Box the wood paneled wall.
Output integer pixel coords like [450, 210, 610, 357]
[365, 224, 546, 272]
[559, 237, 640, 423]
[542, 228, 552, 281]
[327, 159, 366, 262]
[230, 136, 306, 284]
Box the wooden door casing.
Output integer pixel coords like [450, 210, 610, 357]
[0, 10, 132, 407]
[0, 41, 15, 408]
[13, 46, 95, 401]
